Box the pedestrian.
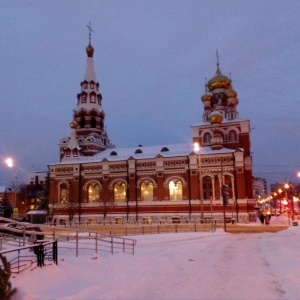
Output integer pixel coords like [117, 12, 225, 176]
[258, 210, 265, 225]
[265, 211, 271, 225]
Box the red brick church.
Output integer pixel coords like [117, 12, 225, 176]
[48, 31, 255, 224]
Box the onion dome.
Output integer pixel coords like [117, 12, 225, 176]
[207, 65, 231, 91]
[208, 111, 223, 124]
[86, 43, 94, 57]
[226, 84, 237, 98]
[201, 85, 212, 102]
[70, 121, 77, 129]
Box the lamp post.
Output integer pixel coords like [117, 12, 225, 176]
[284, 183, 294, 221]
[278, 188, 282, 214]
[5, 158, 18, 209]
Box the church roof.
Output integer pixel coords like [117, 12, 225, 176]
[53, 143, 236, 166]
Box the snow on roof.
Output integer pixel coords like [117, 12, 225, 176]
[26, 210, 47, 215]
[191, 117, 249, 127]
[51, 143, 237, 166]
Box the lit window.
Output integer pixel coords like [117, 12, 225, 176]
[88, 184, 100, 202]
[169, 180, 182, 201]
[60, 185, 68, 203]
[141, 182, 153, 201]
[114, 183, 126, 202]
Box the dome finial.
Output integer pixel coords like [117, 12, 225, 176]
[87, 22, 93, 45]
[215, 49, 221, 76]
[86, 22, 94, 57]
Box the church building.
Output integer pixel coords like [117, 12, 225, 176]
[48, 32, 255, 224]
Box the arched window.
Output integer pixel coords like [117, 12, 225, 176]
[80, 116, 85, 128]
[88, 184, 100, 202]
[91, 117, 96, 128]
[141, 182, 153, 201]
[135, 149, 142, 154]
[169, 180, 182, 201]
[60, 184, 68, 203]
[203, 133, 211, 144]
[228, 130, 237, 141]
[202, 177, 213, 200]
[114, 183, 126, 202]
[161, 147, 169, 152]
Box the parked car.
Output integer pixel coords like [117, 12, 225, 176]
[0, 223, 44, 240]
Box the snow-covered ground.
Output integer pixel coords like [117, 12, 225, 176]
[9, 215, 300, 300]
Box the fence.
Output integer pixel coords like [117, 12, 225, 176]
[0, 240, 57, 274]
[48, 229, 137, 257]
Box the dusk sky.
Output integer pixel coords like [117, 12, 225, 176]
[0, 0, 299, 189]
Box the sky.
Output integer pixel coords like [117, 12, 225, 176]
[6, 214, 300, 300]
[0, 0, 300, 189]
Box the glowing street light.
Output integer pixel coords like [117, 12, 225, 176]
[5, 157, 18, 208]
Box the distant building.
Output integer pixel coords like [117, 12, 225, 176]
[48, 31, 255, 224]
[253, 177, 267, 199]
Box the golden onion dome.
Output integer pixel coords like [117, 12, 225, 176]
[86, 44, 94, 57]
[70, 121, 77, 129]
[201, 92, 212, 102]
[226, 84, 237, 98]
[208, 111, 223, 124]
[207, 65, 231, 91]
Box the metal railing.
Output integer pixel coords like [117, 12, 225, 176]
[0, 240, 58, 274]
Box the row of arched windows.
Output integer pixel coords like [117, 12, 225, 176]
[79, 116, 104, 130]
[203, 130, 237, 144]
[59, 180, 183, 203]
[58, 176, 233, 204]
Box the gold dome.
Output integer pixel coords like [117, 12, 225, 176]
[207, 65, 231, 91]
[201, 92, 212, 102]
[86, 44, 94, 57]
[70, 121, 77, 129]
[208, 111, 223, 124]
[226, 84, 237, 98]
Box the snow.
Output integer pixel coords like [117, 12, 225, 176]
[9, 215, 300, 300]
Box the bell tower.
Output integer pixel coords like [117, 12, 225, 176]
[59, 23, 114, 160]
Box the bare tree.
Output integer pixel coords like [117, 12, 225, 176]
[99, 199, 117, 220]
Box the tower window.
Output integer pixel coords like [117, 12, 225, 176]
[91, 117, 96, 128]
[80, 117, 86, 128]
[90, 94, 96, 103]
[228, 130, 237, 141]
[81, 95, 87, 103]
[203, 133, 211, 144]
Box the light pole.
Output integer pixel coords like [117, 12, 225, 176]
[5, 158, 18, 209]
[284, 183, 295, 221]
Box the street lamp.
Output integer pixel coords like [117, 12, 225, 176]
[284, 183, 295, 221]
[5, 157, 18, 208]
[278, 188, 282, 214]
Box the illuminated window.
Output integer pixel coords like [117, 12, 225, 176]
[114, 183, 126, 202]
[169, 180, 182, 201]
[60, 185, 68, 203]
[141, 182, 153, 201]
[88, 184, 100, 202]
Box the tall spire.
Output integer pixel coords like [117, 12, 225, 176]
[215, 49, 222, 76]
